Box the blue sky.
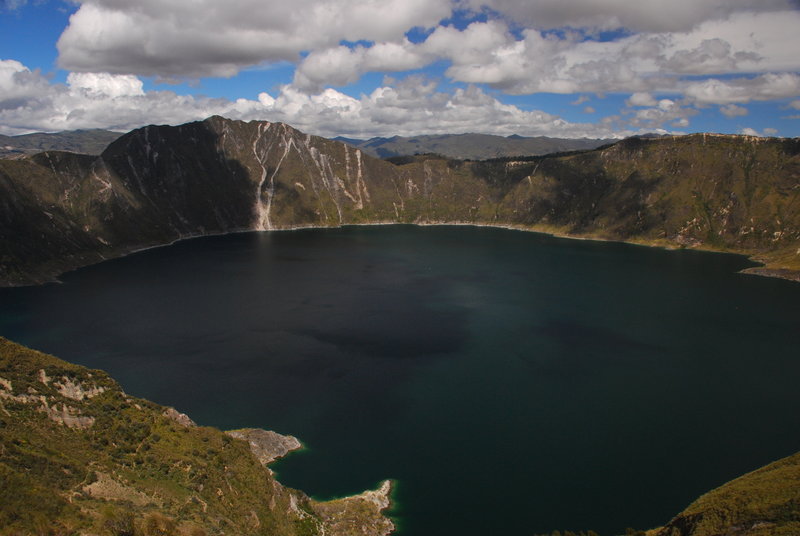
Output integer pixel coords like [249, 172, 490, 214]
[1, 0, 799, 138]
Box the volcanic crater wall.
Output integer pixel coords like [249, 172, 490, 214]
[1, 116, 799, 286]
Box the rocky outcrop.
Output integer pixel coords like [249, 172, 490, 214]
[162, 406, 196, 427]
[226, 428, 302, 466]
[1, 117, 798, 286]
[0, 369, 97, 428]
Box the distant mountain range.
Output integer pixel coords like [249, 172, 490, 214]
[333, 132, 614, 160]
[1, 128, 614, 161]
[0, 129, 122, 158]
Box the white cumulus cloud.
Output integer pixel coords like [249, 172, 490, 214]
[739, 126, 780, 137]
[622, 98, 698, 130]
[0, 59, 630, 139]
[67, 72, 144, 98]
[719, 104, 748, 118]
[427, 10, 800, 97]
[627, 92, 658, 107]
[48, 0, 800, 116]
[682, 73, 800, 104]
[294, 40, 429, 92]
[467, 0, 795, 32]
[57, 0, 452, 77]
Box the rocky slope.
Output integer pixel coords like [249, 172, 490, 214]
[1, 116, 799, 286]
[0, 337, 394, 536]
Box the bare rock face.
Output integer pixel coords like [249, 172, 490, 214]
[42, 401, 95, 429]
[226, 428, 302, 466]
[162, 406, 196, 427]
[0, 370, 96, 429]
[53, 375, 106, 400]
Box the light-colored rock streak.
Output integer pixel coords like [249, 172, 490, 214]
[91, 166, 112, 195]
[343, 146, 365, 210]
[307, 145, 343, 222]
[252, 122, 292, 231]
[263, 128, 296, 230]
[344, 146, 359, 209]
[356, 149, 370, 205]
[252, 123, 269, 230]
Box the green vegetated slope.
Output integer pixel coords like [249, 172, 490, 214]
[0, 337, 394, 536]
[490, 134, 800, 276]
[0, 117, 799, 287]
[653, 451, 800, 536]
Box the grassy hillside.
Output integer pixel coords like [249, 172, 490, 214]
[0, 337, 393, 536]
[654, 451, 800, 536]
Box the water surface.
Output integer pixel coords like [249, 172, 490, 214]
[2, 225, 799, 535]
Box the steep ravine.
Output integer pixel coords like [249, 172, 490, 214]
[1, 116, 799, 286]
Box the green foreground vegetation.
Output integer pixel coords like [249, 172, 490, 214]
[0, 337, 393, 536]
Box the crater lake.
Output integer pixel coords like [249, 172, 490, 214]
[1, 225, 799, 535]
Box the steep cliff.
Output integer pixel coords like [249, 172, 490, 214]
[1, 116, 798, 286]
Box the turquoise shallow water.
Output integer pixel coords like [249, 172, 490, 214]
[1, 225, 799, 535]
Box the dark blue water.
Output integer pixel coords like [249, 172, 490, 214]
[2, 225, 799, 535]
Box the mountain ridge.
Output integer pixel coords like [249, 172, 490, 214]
[0, 129, 122, 159]
[333, 131, 614, 159]
[0, 116, 798, 287]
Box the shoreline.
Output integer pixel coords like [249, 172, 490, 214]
[3, 219, 798, 288]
